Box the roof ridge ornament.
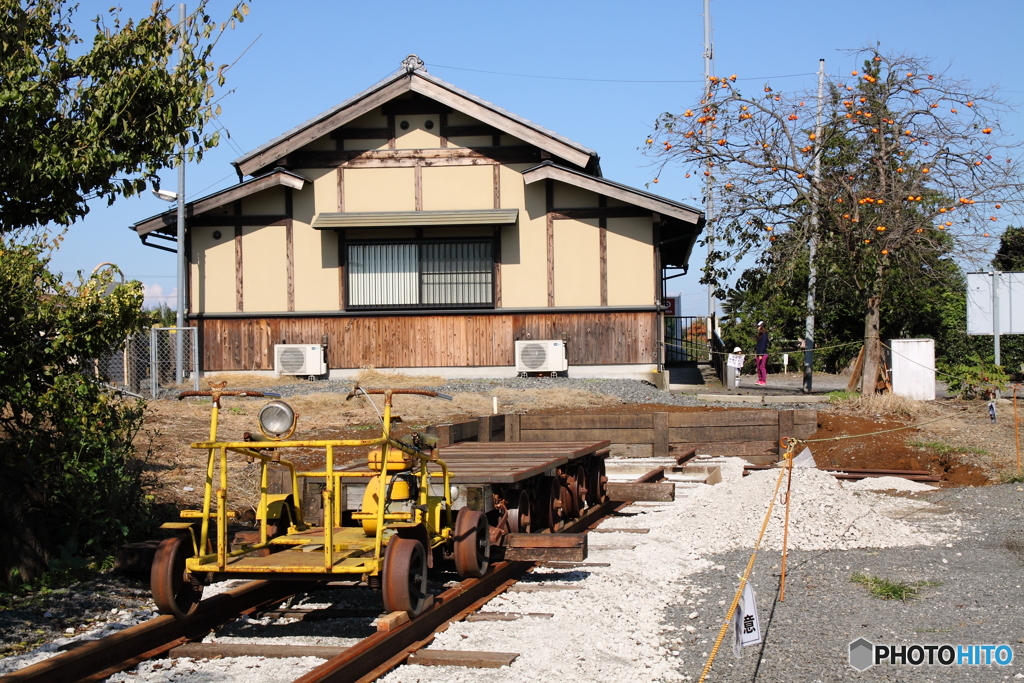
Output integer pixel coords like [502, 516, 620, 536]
[401, 54, 425, 74]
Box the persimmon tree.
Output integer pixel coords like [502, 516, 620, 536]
[649, 48, 1024, 392]
[0, 0, 248, 231]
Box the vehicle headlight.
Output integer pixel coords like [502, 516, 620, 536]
[258, 400, 296, 439]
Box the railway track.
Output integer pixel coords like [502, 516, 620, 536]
[0, 496, 636, 683]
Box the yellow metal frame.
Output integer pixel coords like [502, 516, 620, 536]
[178, 389, 453, 579]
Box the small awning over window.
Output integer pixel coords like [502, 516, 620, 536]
[312, 209, 519, 230]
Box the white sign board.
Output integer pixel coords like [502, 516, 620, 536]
[727, 354, 745, 369]
[732, 582, 762, 658]
[967, 272, 1024, 335]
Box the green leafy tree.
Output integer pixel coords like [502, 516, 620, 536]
[0, 0, 249, 231]
[0, 234, 150, 583]
[0, 0, 248, 583]
[650, 48, 1024, 392]
[993, 226, 1024, 271]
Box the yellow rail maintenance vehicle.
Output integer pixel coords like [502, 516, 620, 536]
[150, 383, 488, 619]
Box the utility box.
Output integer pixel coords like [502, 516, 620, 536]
[888, 339, 935, 401]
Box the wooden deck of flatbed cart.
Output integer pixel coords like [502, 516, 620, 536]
[432, 441, 610, 484]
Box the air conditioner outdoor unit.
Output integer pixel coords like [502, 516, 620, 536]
[274, 344, 328, 376]
[515, 340, 568, 374]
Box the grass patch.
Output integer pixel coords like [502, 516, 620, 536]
[850, 573, 941, 601]
[909, 440, 990, 457]
[998, 471, 1024, 484]
[827, 390, 859, 403]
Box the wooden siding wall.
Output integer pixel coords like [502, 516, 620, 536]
[197, 310, 657, 371]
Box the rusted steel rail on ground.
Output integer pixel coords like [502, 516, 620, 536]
[0, 580, 311, 683]
[293, 499, 624, 683]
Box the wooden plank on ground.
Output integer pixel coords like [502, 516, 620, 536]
[519, 414, 653, 430]
[505, 413, 520, 442]
[170, 643, 344, 660]
[653, 412, 669, 458]
[540, 561, 610, 568]
[675, 442, 777, 457]
[667, 410, 778, 428]
[502, 546, 587, 561]
[406, 650, 519, 669]
[465, 612, 553, 622]
[504, 533, 586, 548]
[520, 429, 654, 444]
[592, 528, 649, 534]
[507, 584, 581, 592]
[669, 425, 779, 443]
[605, 482, 675, 502]
[778, 410, 794, 458]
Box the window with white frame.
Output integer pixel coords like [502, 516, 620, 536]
[346, 240, 494, 309]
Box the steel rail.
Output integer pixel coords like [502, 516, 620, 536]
[294, 499, 623, 683]
[0, 580, 312, 683]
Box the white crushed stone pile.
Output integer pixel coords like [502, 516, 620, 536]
[842, 475, 936, 492]
[381, 463, 951, 683]
[673, 467, 947, 552]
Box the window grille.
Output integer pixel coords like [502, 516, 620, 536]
[347, 240, 493, 309]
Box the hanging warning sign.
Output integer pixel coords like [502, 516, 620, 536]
[727, 353, 745, 369]
[732, 583, 763, 658]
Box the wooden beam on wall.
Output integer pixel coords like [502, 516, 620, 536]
[439, 112, 448, 148]
[599, 196, 608, 307]
[285, 188, 294, 313]
[337, 229, 346, 312]
[387, 114, 396, 149]
[414, 163, 423, 211]
[545, 179, 554, 308]
[234, 201, 243, 312]
[292, 146, 541, 169]
[550, 207, 652, 220]
[336, 168, 344, 212]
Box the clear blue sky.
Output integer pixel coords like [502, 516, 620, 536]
[49, 0, 1024, 316]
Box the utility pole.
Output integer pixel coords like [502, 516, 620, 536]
[175, 2, 187, 385]
[703, 0, 715, 319]
[803, 58, 825, 394]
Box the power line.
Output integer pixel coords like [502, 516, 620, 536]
[427, 62, 815, 84]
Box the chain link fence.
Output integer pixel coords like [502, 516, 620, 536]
[96, 327, 199, 398]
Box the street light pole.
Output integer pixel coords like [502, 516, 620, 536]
[175, 2, 186, 385]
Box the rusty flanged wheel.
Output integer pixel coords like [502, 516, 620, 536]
[586, 458, 608, 505]
[568, 465, 588, 516]
[507, 489, 532, 534]
[533, 476, 561, 530]
[382, 537, 429, 616]
[559, 471, 578, 519]
[453, 508, 490, 579]
[151, 536, 203, 619]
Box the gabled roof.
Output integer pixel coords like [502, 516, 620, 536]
[131, 168, 307, 237]
[232, 63, 600, 177]
[521, 161, 703, 225]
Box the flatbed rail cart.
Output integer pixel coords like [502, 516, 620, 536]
[152, 383, 608, 619]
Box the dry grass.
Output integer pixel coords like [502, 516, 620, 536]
[833, 391, 932, 420]
[202, 372, 303, 388]
[353, 367, 446, 388]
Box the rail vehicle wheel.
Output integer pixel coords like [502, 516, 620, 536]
[534, 476, 562, 530]
[568, 465, 589, 515]
[558, 471, 579, 519]
[453, 508, 490, 579]
[151, 536, 203, 619]
[382, 537, 430, 616]
[586, 458, 608, 505]
[507, 489, 532, 534]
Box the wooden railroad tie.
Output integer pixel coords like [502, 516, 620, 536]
[406, 650, 520, 669]
[500, 533, 587, 562]
[465, 612, 554, 622]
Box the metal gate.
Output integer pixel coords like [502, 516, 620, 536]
[664, 316, 711, 363]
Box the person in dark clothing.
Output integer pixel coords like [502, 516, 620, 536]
[755, 321, 769, 386]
